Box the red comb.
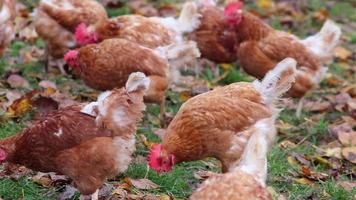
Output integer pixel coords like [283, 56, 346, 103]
[0, 148, 7, 161]
[64, 50, 79, 68]
[225, 1, 244, 14]
[148, 144, 162, 171]
[75, 23, 89, 45]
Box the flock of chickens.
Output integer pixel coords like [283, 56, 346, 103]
[0, 0, 342, 199]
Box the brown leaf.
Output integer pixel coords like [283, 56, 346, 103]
[279, 140, 297, 149]
[342, 84, 356, 98]
[125, 178, 159, 190]
[6, 74, 30, 88]
[193, 170, 218, 180]
[31, 173, 52, 187]
[39, 80, 57, 90]
[338, 131, 356, 146]
[111, 187, 128, 198]
[337, 181, 356, 192]
[300, 166, 328, 181]
[292, 153, 311, 166]
[342, 147, 356, 164]
[334, 47, 352, 60]
[313, 8, 329, 21]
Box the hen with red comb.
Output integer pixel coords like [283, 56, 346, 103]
[33, 0, 107, 73]
[224, 0, 341, 97]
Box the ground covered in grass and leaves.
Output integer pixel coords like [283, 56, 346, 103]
[0, 0, 355, 199]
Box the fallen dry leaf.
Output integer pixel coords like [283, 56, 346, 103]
[256, 0, 275, 10]
[279, 140, 296, 149]
[323, 147, 342, 159]
[58, 185, 77, 200]
[294, 177, 314, 185]
[341, 147, 356, 164]
[193, 170, 218, 180]
[337, 181, 356, 192]
[342, 84, 356, 98]
[300, 166, 328, 181]
[334, 46, 352, 60]
[111, 187, 128, 199]
[313, 8, 329, 21]
[179, 91, 191, 102]
[31, 173, 52, 187]
[6, 74, 30, 89]
[39, 80, 57, 90]
[125, 178, 159, 190]
[140, 134, 156, 149]
[338, 131, 356, 146]
[287, 156, 300, 168]
[325, 74, 342, 87]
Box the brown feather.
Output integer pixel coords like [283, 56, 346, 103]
[75, 38, 169, 103]
[162, 83, 271, 172]
[190, 171, 272, 200]
[235, 12, 323, 97]
[94, 15, 174, 49]
[189, 6, 238, 63]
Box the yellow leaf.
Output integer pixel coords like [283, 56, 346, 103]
[179, 91, 191, 102]
[42, 87, 57, 96]
[220, 63, 233, 71]
[334, 46, 352, 60]
[5, 98, 31, 118]
[287, 156, 299, 167]
[140, 134, 156, 149]
[324, 147, 342, 159]
[294, 178, 314, 185]
[256, 0, 275, 9]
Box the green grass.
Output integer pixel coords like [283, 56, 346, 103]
[0, 178, 57, 200]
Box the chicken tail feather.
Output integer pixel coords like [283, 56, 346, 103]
[302, 19, 341, 64]
[177, 2, 201, 33]
[156, 41, 201, 83]
[125, 72, 151, 93]
[253, 58, 297, 104]
[236, 118, 272, 186]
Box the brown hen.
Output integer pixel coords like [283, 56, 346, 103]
[224, 1, 341, 97]
[33, 0, 107, 73]
[188, 0, 238, 63]
[190, 108, 273, 200]
[148, 58, 297, 173]
[76, 2, 201, 48]
[0, 72, 149, 199]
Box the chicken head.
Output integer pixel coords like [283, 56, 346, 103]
[148, 144, 176, 173]
[224, 1, 243, 28]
